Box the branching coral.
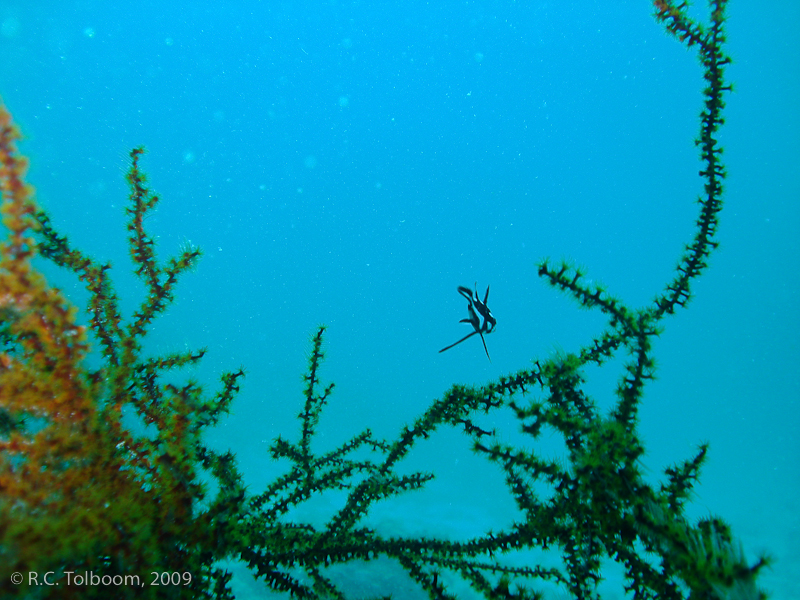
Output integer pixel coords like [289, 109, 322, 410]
[0, 1, 771, 599]
[0, 124, 243, 598]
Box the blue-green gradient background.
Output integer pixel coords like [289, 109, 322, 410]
[1, 0, 797, 597]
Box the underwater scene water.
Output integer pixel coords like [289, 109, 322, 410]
[0, 0, 797, 597]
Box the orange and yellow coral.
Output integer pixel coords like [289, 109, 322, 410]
[0, 99, 146, 590]
[0, 101, 242, 598]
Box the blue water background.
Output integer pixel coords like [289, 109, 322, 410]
[1, 0, 797, 596]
